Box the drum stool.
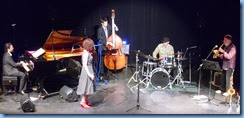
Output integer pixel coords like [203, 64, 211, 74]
[2, 76, 18, 95]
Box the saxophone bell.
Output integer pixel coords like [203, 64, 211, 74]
[228, 88, 235, 96]
[213, 44, 224, 58]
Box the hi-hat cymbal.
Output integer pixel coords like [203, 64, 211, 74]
[132, 50, 146, 57]
[175, 57, 187, 61]
[173, 52, 184, 55]
[144, 55, 155, 60]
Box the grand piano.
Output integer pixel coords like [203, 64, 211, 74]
[23, 30, 85, 98]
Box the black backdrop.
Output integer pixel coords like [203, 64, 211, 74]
[0, 0, 240, 90]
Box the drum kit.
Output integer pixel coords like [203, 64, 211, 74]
[128, 50, 187, 91]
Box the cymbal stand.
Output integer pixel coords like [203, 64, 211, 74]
[165, 68, 173, 89]
[171, 58, 185, 88]
[128, 52, 149, 93]
[127, 52, 140, 86]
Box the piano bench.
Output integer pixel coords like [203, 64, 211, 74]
[2, 76, 18, 95]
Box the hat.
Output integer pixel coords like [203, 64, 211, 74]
[224, 34, 232, 40]
[162, 37, 170, 43]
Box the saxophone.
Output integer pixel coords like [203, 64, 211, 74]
[227, 88, 235, 107]
[227, 70, 235, 106]
[213, 44, 224, 58]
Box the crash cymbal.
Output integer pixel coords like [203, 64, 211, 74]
[173, 52, 184, 55]
[175, 57, 187, 61]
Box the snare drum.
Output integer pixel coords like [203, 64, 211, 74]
[161, 56, 176, 68]
[149, 68, 170, 90]
[142, 61, 158, 76]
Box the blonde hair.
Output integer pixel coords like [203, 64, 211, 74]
[82, 38, 94, 51]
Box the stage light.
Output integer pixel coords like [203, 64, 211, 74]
[123, 38, 128, 44]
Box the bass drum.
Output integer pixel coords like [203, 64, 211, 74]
[149, 68, 170, 90]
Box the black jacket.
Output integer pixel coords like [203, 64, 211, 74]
[97, 24, 112, 50]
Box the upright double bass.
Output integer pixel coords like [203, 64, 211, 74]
[104, 9, 127, 70]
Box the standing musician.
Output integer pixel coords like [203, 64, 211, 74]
[97, 17, 118, 80]
[76, 38, 95, 109]
[216, 34, 236, 95]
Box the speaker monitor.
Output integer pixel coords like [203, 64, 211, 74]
[66, 58, 81, 79]
[59, 85, 78, 102]
[20, 95, 35, 112]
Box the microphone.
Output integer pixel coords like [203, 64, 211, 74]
[11, 24, 16, 27]
[188, 46, 197, 49]
[71, 44, 82, 52]
[210, 45, 218, 51]
[71, 47, 75, 52]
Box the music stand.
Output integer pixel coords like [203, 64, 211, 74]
[202, 60, 221, 105]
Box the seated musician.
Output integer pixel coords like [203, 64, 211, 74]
[2, 42, 28, 95]
[153, 37, 174, 60]
[152, 37, 177, 78]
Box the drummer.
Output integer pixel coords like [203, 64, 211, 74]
[152, 37, 177, 78]
[152, 37, 174, 60]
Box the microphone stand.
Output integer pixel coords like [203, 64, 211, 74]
[95, 39, 107, 85]
[126, 50, 151, 113]
[126, 66, 151, 113]
[197, 46, 216, 71]
[51, 30, 56, 60]
[183, 47, 191, 84]
[11, 24, 16, 43]
[193, 45, 218, 103]
[183, 48, 189, 58]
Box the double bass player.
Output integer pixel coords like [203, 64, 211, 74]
[97, 16, 119, 81]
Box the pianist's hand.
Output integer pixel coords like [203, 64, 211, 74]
[29, 60, 34, 67]
[19, 61, 25, 66]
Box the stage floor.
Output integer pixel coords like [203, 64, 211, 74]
[0, 67, 240, 114]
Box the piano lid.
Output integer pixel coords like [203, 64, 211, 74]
[42, 30, 85, 61]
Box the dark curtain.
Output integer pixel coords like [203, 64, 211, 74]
[0, 0, 240, 90]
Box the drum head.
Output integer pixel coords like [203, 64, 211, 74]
[150, 70, 169, 89]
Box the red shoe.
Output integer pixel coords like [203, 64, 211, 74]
[80, 102, 91, 109]
[86, 101, 92, 106]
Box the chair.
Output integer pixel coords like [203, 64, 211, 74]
[211, 72, 222, 89]
[2, 75, 18, 95]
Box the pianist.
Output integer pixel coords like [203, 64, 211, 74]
[2, 42, 27, 95]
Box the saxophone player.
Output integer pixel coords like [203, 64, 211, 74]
[216, 34, 236, 95]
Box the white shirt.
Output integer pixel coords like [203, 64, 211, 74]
[103, 26, 108, 38]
